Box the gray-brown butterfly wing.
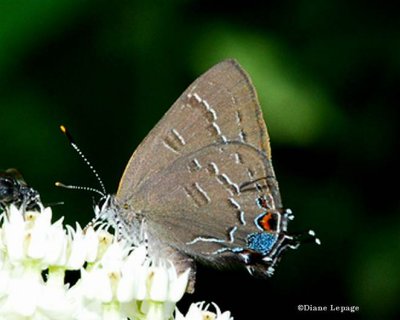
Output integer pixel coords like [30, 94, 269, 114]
[130, 142, 279, 260]
[115, 59, 282, 292]
[116, 59, 276, 203]
[118, 142, 281, 293]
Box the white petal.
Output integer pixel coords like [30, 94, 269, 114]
[174, 307, 186, 320]
[8, 205, 25, 226]
[3, 206, 25, 261]
[66, 280, 103, 320]
[149, 266, 168, 301]
[125, 245, 147, 267]
[211, 302, 233, 319]
[100, 242, 125, 272]
[36, 207, 53, 228]
[80, 268, 113, 303]
[130, 264, 148, 300]
[84, 227, 98, 263]
[116, 269, 135, 302]
[44, 221, 68, 266]
[116, 245, 147, 302]
[218, 311, 233, 320]
[66, 224, 87, 269]
[181, 302, 233, 320]
[168, 268, 190, 302]
[184, 303, 204, 320]
[96, 230, 114, 260]
[27, 210, 52, 259]
[37, 280, 74, 320]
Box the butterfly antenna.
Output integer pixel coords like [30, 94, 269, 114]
[59, 125, 107, 195]
[55, 181, 105, 197]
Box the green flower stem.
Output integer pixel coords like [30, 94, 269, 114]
[103, 301, 122, 320]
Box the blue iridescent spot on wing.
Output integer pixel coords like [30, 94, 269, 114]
[247, 232, 278, 255]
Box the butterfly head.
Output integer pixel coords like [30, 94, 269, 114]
[93, 194, 145, 246]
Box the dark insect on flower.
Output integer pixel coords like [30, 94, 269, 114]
[0, 168, 42, 211]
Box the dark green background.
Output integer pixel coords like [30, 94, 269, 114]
[1, 1, 399, 319]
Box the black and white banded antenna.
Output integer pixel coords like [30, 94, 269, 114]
[55, 125, 107, 198]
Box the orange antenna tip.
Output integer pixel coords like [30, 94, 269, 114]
[60, 125, 67, 134]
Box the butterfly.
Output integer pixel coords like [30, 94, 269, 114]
[69, 59, 319, 293]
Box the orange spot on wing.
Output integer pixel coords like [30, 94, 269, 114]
[260, 213, 273, 231]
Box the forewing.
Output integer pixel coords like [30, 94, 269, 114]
[117, 59, 272, 199]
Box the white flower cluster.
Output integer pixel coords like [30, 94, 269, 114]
[175, 302, 233, 320]
[0, 205, 233, 320]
